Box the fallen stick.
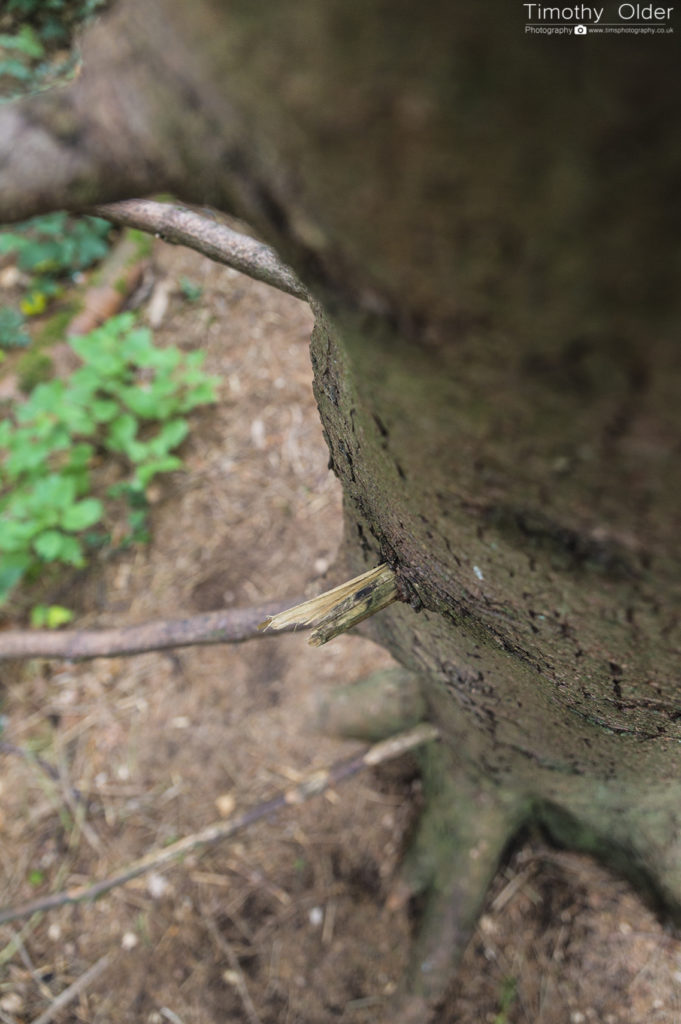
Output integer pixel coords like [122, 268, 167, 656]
[0, 724, 439, 926]
[29, 953, 110, 1024]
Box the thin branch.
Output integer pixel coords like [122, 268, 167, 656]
[0, 598, 305, 662]
[0, 724, 439, 926]
[29, 953, 110, 1024]
[89, 200, 308, 301]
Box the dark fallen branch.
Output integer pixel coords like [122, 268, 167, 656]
[0, 724, 439, 926]
[0, 599, 305, 661]
[89, 199, 308, 301]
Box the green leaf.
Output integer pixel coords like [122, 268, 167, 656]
[145, 346, 181, 372]
[0, 232, 28, 256]
[119, 326, 155, 364]
[0, 307, 30, 348]
[5, 440, 50, 478]
[61, 497, 103, 531]
[180, 381, 218, 409]
[31, 604, 74, 629]
[0, 26, 44, 58]
[149, 418, 189, 455]
[179, 277, 203, 302]
[65, 442, 94, 471]
[119, 386, 166, 419]
[0, 553, 31, 604]
[107, 413, 138, 453]
[19, 378, 65, 418]
[59, 402, 95, 435]
[0, 518, 40, 551]
[0, 298, 218, 600]
[91, 398, 119, 422]
[33, 530, 84, 566]
[137, 455, 183, 487]
[32, 474, 77, 511]
[184, 351, 206, 369]
[0, 57, 32, 80]
[33, 529, 67, 561]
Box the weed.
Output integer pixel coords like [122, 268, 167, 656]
[0, 312, 219, 606]
[0, 212, 112, 318]
[0, 1, 107, 98]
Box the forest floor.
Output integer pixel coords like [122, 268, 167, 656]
[2, 232, 681, 1024]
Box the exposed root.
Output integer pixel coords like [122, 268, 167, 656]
[313, 669, 529, 1020]
[538, 787, 681, 927]
[314, 667, 426, 741]
[388, 744, 528, 1023]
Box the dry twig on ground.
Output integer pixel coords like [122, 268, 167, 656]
[0, 724, 438, 927]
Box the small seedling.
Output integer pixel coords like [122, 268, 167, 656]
[179, 277, 203, 303]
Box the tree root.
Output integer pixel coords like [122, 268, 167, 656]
[314, 667, 426, 741]
[316, 669, 527, 1022]
[537, 785, 681, 928]
[387, 742, 527, 1022]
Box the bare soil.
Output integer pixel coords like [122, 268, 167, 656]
[2, 235, 681, 1023]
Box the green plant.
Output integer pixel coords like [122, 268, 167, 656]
[0, 212, 112, 316]
[0, 307, 30, 349]
[0, 312, 218, 605]
[17, 349, 53, 391]
[493, 976, 518, 1024]
[179, 276, 203, 303]
[30, 604, 74, 628]
[0, 1, 107, 98]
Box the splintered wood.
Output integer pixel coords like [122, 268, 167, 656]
[258, 563, 398, 646]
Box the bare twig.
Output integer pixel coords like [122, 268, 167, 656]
[0, 598, 305, 662]
[159, 1011, 186, 1024]
[0, 724, 439, 926]
[29, 953, 110, 1024]
[89, 200, 308, 301]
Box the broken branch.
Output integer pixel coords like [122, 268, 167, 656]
[0, 599, 305, 661]
[259, 564, 399, 646]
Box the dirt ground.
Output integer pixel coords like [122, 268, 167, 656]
[2, 233, 681, 1024]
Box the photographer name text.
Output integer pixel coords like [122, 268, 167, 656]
[524, 3, 673, 21]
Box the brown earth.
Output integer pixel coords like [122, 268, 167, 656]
[2, 234, 681, 1023]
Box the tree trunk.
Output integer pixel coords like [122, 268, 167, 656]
[2, 0, 680, 1016]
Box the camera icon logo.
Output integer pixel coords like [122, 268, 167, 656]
[574, 24, 587, 34]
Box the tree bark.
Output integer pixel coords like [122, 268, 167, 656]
[1, 0, 680, 1015]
